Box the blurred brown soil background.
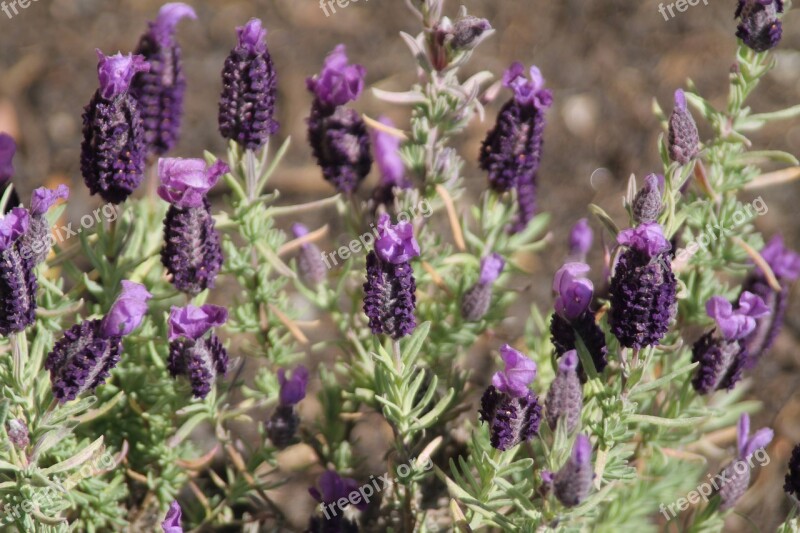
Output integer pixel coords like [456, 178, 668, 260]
[1, 0, 799, 530]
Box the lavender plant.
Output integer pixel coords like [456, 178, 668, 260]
[0, 1, 799, 531]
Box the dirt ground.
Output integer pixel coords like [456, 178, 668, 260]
[1, 0, 799, 530]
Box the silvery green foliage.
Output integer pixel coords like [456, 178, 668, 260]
[0, 1, 798, 531]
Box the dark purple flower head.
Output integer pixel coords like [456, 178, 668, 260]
[568, 218, 593, 260]
[307, 45, 366, 109]
[491, 344, 537, 398]
[691, 331, 748, 394]
[502, 63, 553, 110]
[479, 253, 505, 285]
[617, 223, 671, 259]
[553, 262, 593, 322]
[151, 3, 196, 45]
[218, 17, 278, 150]
[550, 312, 608, 382]
[30, 184, 69, 217]
[668, 90, 700, 165]
[371, 116, 408, 189]
[546, 434, 593, 507]
[161, 500, 183, 533]
[0, 133, 15, 182]
[96, 50, 150, 100]
[375, 213, 420, 264]
[736, 0, 784, 52]
[236, 18, 267, 55]
[785, 443, 800, 500]
[451, 16, 493, 50]
[309, 470, 366, 510]
[101, 281, 152, 338]
[168, 304, 228, 341]
[545, 350, 583, 433]
[706, 292, 769, 342]
[759, 234, 800, 281]
[632, 174, 664, 224]
[158, 158, 229, 208]
[363, 250, 417, 339]
[479, 385, 541, 451]
[307, 106, 372, 194]
[0, 208, 29, 252]
[278, 365, 309, 406]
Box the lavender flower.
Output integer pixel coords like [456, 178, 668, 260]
[741, 235, 800, 363]
[785, 442, 800, 501]
[736, 0, 784, 53]
[717, 414, 773, 510]
[480, 63, 552, 193]
[461, 253, 505, 322]
[6, 419, 29, 449]
[81, 51, 150, 204]
[0, 208, 37, 336]
[609, 223, 677, 349]
[167, 304, 229, 399]
[21, 184, 69, 265]
[159, 158, 227, 295]
[550, 262, 608, 380]
[45, 281, 151, 403]
[161, 501, 183, 533]
[218, 18, 278, 150]
[692, 292, 769, 394]
[568, 218, 593, 262]
[451, 15, 493, 50]
[363, 214, 419, 339]
[545, 350, 583, 433]
[308, 470, 364, 531]
[632, 174, 664, 224]
[266, 365, 309, 448]
[292, 224, 327, 285]
[131, 3, 197, 155]
[479, 345, 542, 451]
[307, 45, 371, 194]
[543, 434, 593, 507]
[667, 90, 699, 165]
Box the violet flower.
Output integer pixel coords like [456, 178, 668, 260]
[0, 133, 15, 182]
[480, 63, 552, 234]
[568, 218, 593, 262]
[167, 304, 229, 399]
[307, 470, 363, 531]
[545, 350, 583, 433]
[610, 223, 677, 349]
[307, 45, 372, 194]
[292, 223, 327, 286]
[81, 51, 150, 204]
[736, 0, 784, 53]
[717, 413, 773, 510]
[161, 500, 183, 533]
[667, 90, 699, 166]
[479, 345, 542, 451]
[0, 207, 37, 336]
[218, 18, 279, 150]
[159, 158, 227, 295]
[544, 434, 594, 507]
[363, 214, 419, 339]
[131, 3, 197, 155]
[21, 184, 69, 265]
[45, 281, 152, 403]
[461, 253, 505, 322]
[266, 366, 309, 449]
[553, 263, 593, 322]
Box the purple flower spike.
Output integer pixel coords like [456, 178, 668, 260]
[101, 281, 152, 338]
[502, 63, 553, 110]
[617, 223, 671, 258]
[491, 344, 537, 398]
[308, 470, 366, 517]
[668, 89, 700, 166]
[375, 214, 420, 264]
[0, 134, 16, 182]
[168, 304, 228, 341]
[706, 292, 769, 341]
[30, 184, 69, 217]
[632, 174, 665, 224]
[0, 208, 30, 252]
[306, 45, 366, 109]
[479, 253, 505, 285]
[95, 50, 150, 100]
[158, 158, 229, 208]
[161, 500, 183, 533]
[568, 219, 593, 261]
[736, 0, 784, 52]
[545, 350, 583, 432]
[461, 253, 505, 321]
[278, 366, 309, 406]
[553, 262, 594, 322]
[760, 234, 800, 281]
[237, 18, 267, 55]
[153, 3, 197, 42]
[717, 413, 773, 510]
[552, 434, 593, 507]
[372, 116, 408, 189]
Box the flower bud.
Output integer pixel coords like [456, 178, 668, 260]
[667, 90, 699, 165]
